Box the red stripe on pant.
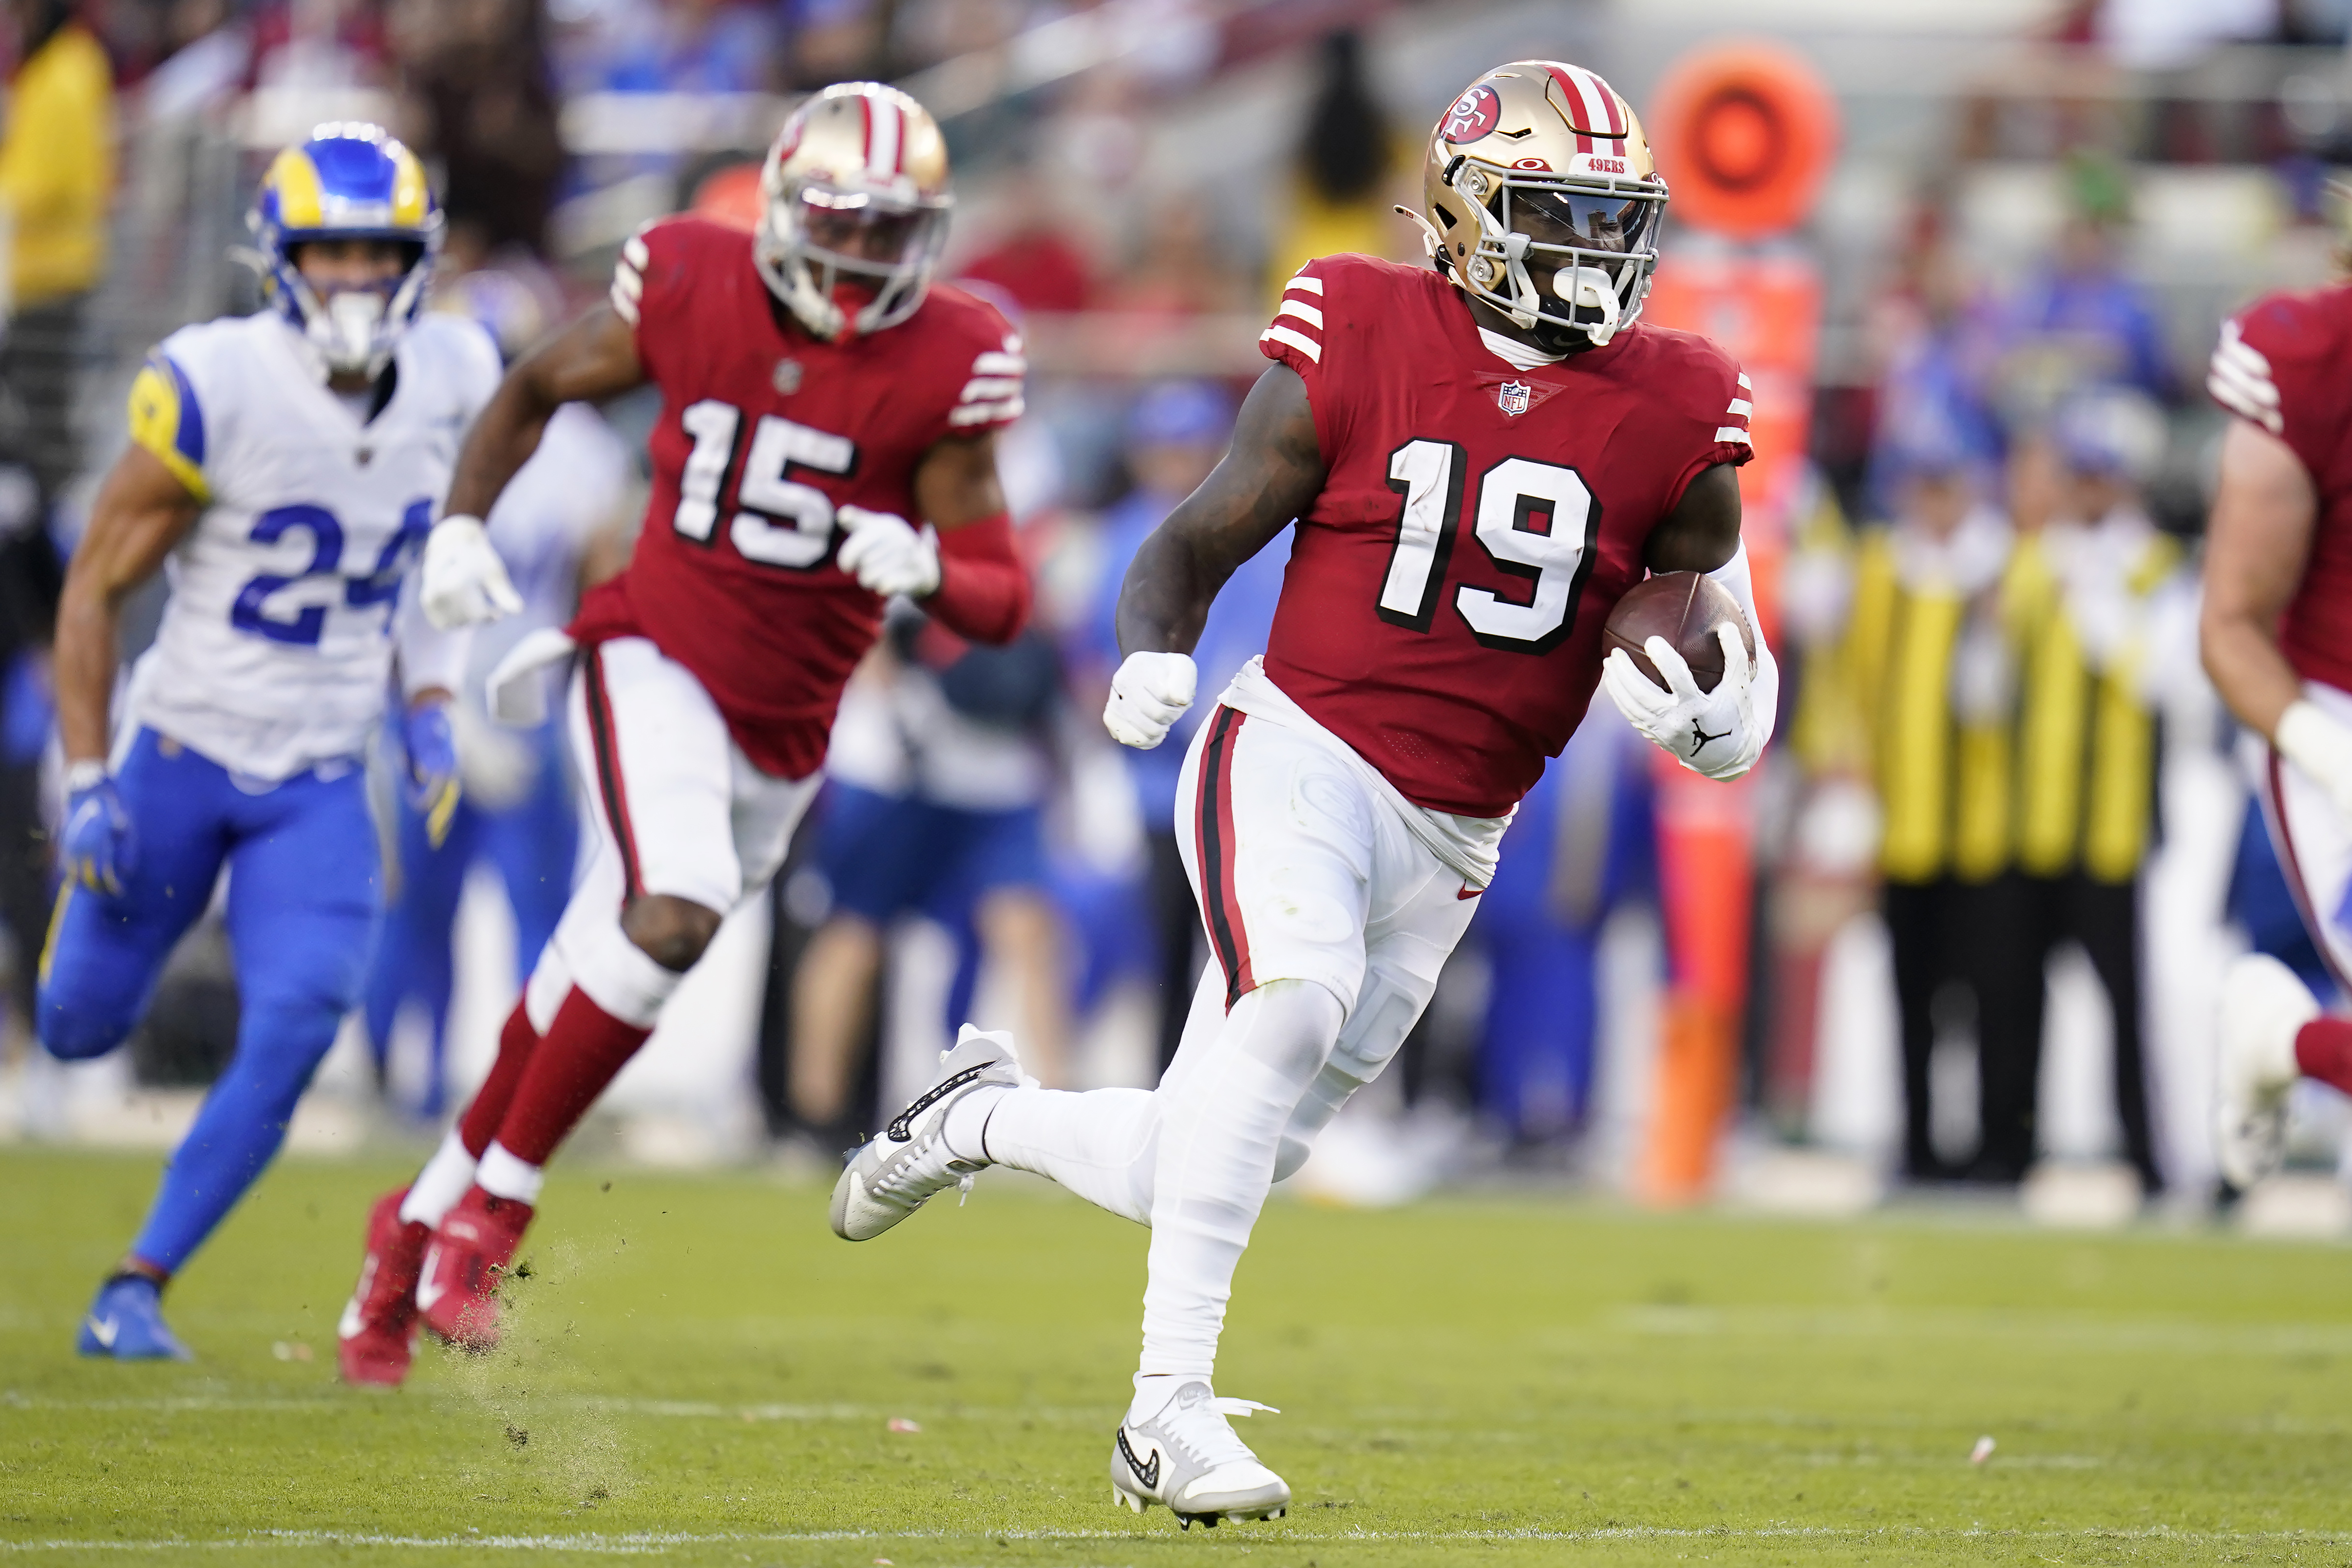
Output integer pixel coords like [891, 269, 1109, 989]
[1194, 706, 1255, 1009]
[2265, 751, 2352, 996]
[582, 646, 644, 905]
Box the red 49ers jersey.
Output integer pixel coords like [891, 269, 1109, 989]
[2211, 282, 2352, 695]
[572, 216, 1024, 778]
[1256, 254, 1751, 817]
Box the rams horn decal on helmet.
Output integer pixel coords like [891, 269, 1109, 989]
[250, 122, 443, 378]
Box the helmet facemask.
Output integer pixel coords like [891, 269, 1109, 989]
[756, 173, 950, 341]
[1437, 157, 1665, 352]
[277, 240, 434, 378]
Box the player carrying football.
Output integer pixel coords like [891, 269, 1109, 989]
[2200, 199, 2352, 1190]
[830, 62, 1775, 1524]
[50, 125, 485, 1360]
[336, 83, 1030, 1385]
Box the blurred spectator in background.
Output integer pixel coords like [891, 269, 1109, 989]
[1866, 202, 2003, 518]
[1266, 30, 1399, 292]
[956, 158, 1094, 317]
[1992, 389, 2175, 1191]
[789, 612, 1068, 1147]
[0, 0, 114, 505]
[394, 0, 565, 260]
[361, 269, 633, 1118]
[597, 0, 777, 94]
[1077, 381, 1278, 1072]
[1999, 154, 2175, 416]
[1849, 437, 2020, 1183]
[249, 0, 389, 88]
[1469, 719, 1652, 1151]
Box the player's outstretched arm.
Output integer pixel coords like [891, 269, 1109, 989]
[2199, 418, 2352, 809]
[873, 428, 1030, 644]
[1099, 364, 1321, 750]
[1116, 364, 1322, 660]
[1643, 462, 1742, 574]
[422, 305, 646, 628]
[2201, 419, 2317, 742]
[56, 446, 203, 769]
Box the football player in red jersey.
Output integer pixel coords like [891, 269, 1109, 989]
[2199, 217, 2352, 1191]
[334, 82, 1031, 1386]
[830, 62, 1774, 1524]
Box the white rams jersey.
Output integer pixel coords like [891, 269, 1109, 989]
[123, 311, 501, 780]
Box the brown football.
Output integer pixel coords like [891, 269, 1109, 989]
[1601, 571, 1756, 694]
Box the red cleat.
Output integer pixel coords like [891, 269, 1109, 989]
[417, 1185, 534, 1351]
[338, 1188, 429, 1387]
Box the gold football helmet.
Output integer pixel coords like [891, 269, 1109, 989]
[755, 82, 952, 340]
[1403, 61, 1668, 351]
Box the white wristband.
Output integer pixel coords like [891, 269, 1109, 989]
[64, 760, 107, 793]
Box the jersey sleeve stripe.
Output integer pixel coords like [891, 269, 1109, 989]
[1726, 397, 1752, 418]
[2208, 369, 2284, 434]
[1285, 274, 1325, 295]
[610, 280, 642, 326]
[972, 351, 1026, 376]
[1277, 299, 1324, 329]
[2206, 357, 2278, 410]
[948, 397, 1024, 427]
[1713, 426, 1753, 445]
[126, 353, 210, 502]
[1736, 373, 1753, 391]
[959, 376, 1023, 401]
[1261, 324, 1322, 363]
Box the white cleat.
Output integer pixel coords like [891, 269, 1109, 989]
[2216, 953, 2318, 1190]
[831, 1024, 1029, 1242]
[1110, 1380, 1290, 1529]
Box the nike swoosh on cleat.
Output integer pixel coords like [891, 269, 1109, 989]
[86, 1315, 118, 1349]
[1457, 883, 1481, 900]
[1117, 1428, 1161, 1492]
[415, 1246, 447, 1311]
[886, 1065, 988, 1142]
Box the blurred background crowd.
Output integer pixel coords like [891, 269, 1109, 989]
[4, 0, 2351, 1223]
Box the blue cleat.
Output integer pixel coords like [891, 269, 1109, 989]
[76, 1274, 193, 1361]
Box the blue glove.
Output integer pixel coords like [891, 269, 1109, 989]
[403, 701, 461, 849]
[60, 769, 134, 895]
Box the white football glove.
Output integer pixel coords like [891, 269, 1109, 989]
[1103, 650, 1197, 750]
[1601, 623, 1770, 781]
[2276, 699, 2352, 822]
[418, 514, 523, 629]
[835, 507, 942, 598]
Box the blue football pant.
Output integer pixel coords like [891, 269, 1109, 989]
[39, 730, 379, 1273]
[362, 725, 576, 1117]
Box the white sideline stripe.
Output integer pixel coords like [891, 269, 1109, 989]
[1285, 273, 1324, 294]
[1260, 324, 1322, 362]
[1714, 426, 1753, 444]
[11, 1526, 2352, 1552]
[1278, 298, 1324, 329]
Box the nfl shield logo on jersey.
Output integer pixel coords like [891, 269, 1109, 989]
[1497, 380, 1531, 416]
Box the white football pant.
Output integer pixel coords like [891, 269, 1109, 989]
[2255, 680, 2352, 991]
[524, 636, 820, 1033]
[983, 704, 1480, 1382]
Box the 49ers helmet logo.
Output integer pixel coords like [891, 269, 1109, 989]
[1443, 84, 1501, 143]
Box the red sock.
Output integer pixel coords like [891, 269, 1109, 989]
[2295, 1018, 2352, 1096]
[491, 987, 653, 1166]
[457, 1003, 542, 1157]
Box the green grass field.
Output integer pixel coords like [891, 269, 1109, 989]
[5, 1146, 2352, 1567]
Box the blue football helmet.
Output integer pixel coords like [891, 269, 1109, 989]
[250, 123, 443, 378]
